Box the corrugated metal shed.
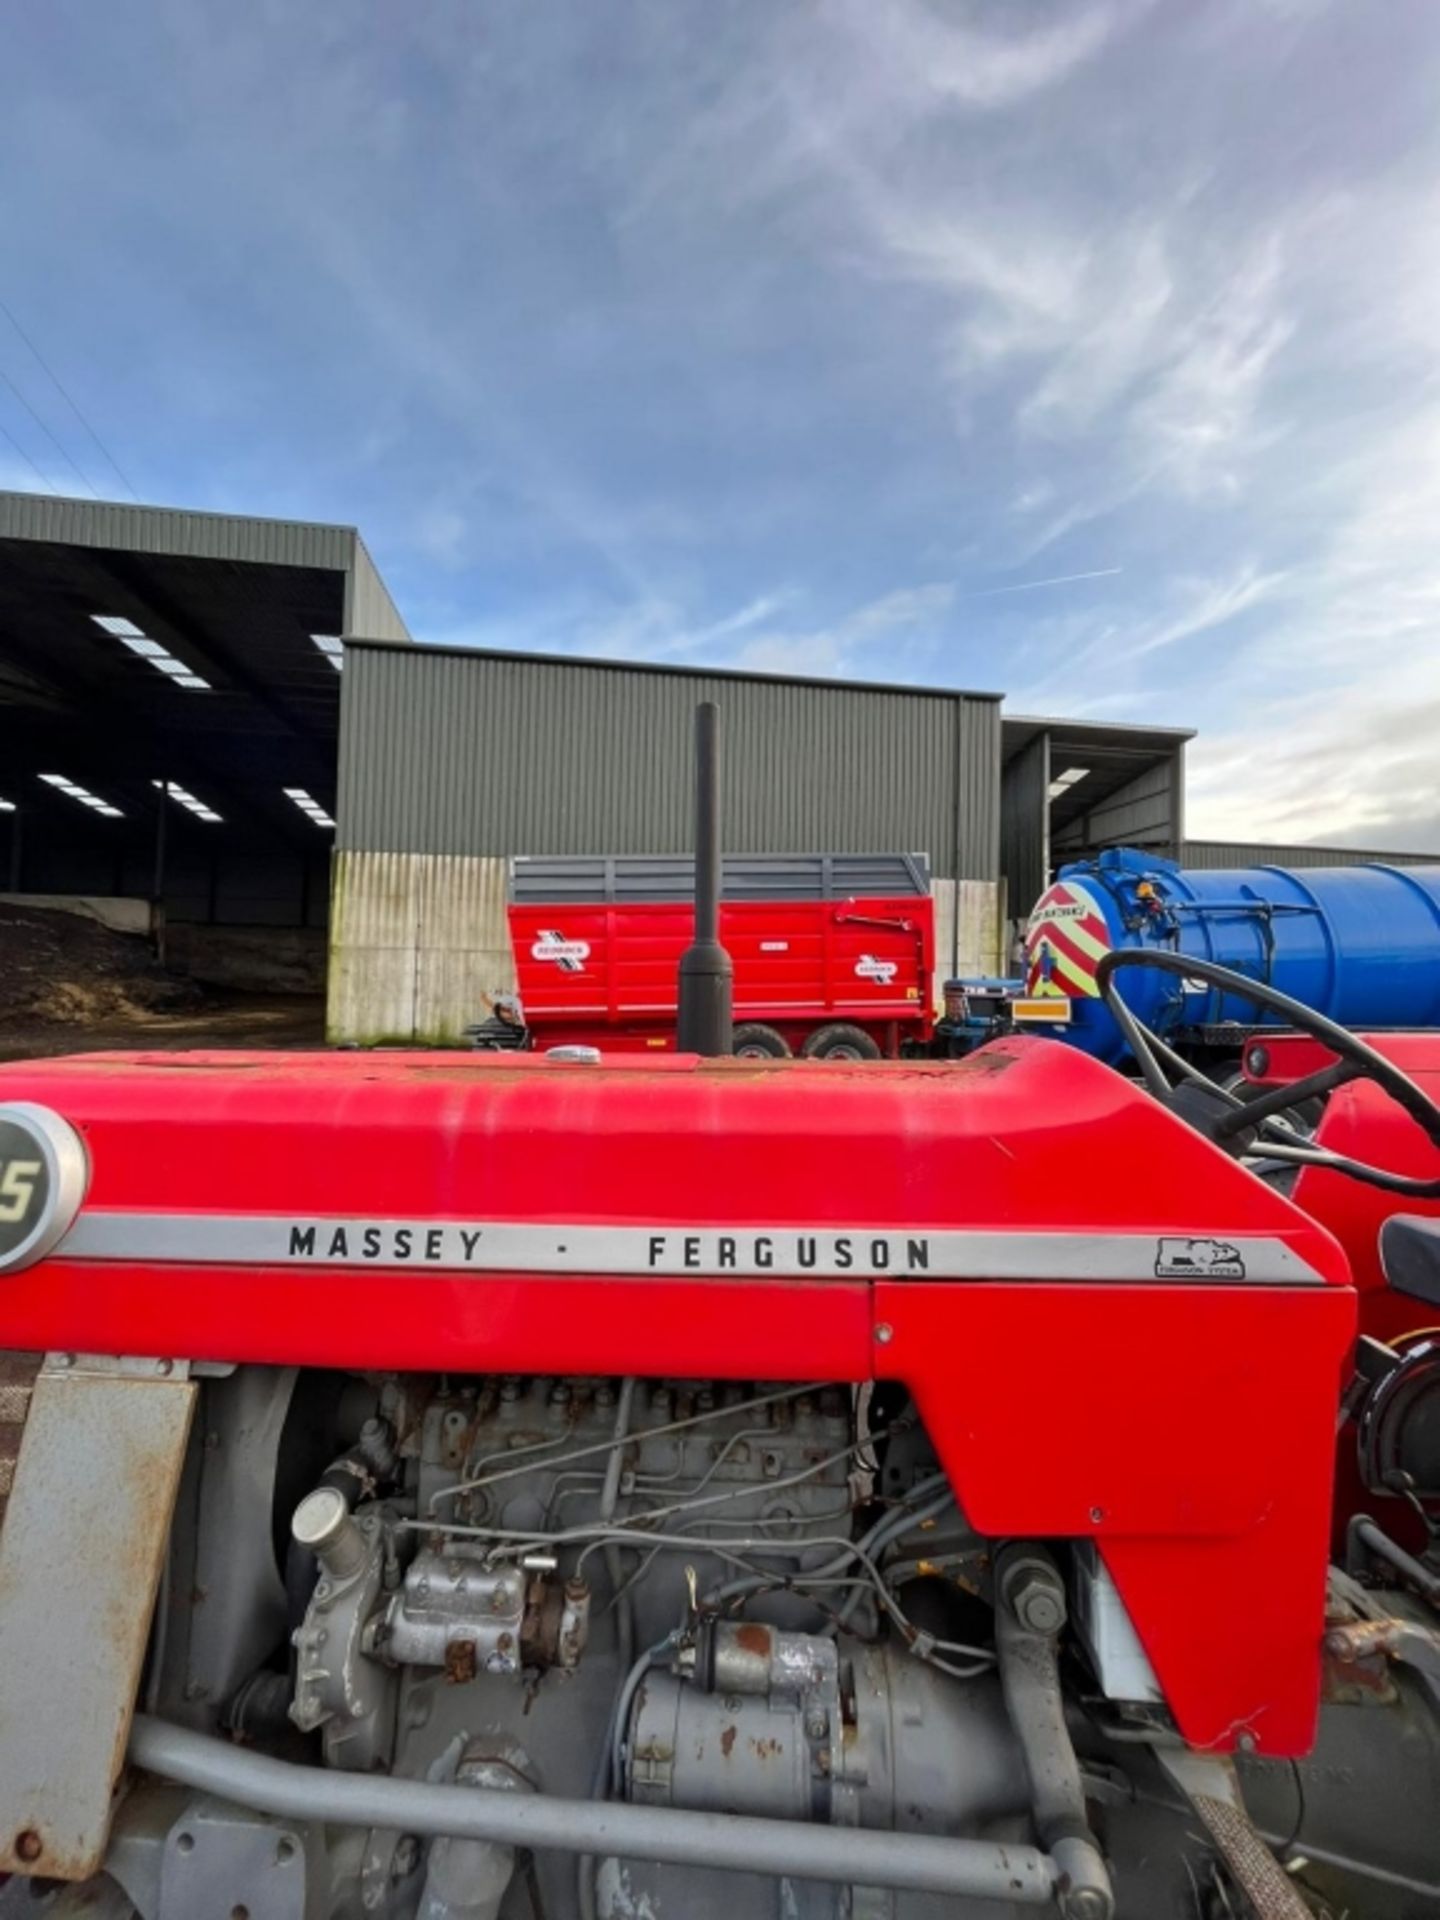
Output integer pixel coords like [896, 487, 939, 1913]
[1182, 840, 1440, 870]
[0, 491, 411, 933]
[339, 642, 1002, 880]
[345, 533, 412, 643]
[1, 490, 344, 570]
[0, 491, 411, 642]
[1053, 758, 1181, 856]
[1000, 732, 1048, 922]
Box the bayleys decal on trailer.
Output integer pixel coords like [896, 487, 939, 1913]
[854, 954, 899, 984]
[1025, 879, 1112, 1000]
[50, 1214, 1327, 1284]
[531, 929, 590, 971]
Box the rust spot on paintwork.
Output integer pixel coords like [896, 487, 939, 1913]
[748, 1736, 783, 1760]
[1322, 1620, 1400, 1703]
[720, 1725, 736, 1760]
[15, 1828, 42, 1863]
[444, 1639, 477, 1685]
[734, 1622, 772, 1657]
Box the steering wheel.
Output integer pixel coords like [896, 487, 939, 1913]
[1093, 948, 1440, 1198]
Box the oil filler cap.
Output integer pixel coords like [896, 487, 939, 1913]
[0, 1103, 90, 1276]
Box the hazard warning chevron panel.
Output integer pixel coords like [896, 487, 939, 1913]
[1024, 877, 1114, 999]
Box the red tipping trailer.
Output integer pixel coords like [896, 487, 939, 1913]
[508, 891, 935, 1058]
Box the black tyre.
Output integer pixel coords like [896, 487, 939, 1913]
[731, 1023, 792, 1059]
[801, 1023, 882, 1061]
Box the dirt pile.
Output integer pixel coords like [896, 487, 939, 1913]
[0, 902, 204, 1031]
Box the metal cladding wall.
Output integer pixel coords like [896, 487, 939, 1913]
[338, 644, 1001, 878]
[1183, 839, 1440, 870]
[344, 536, 412, 644]
[330, 644, 1003, 1041]
[0, 490, 413, 645]
[1051, 756, 1183, 857]
[1000, 733, 1048, 929]
[0, 490, 358, 573]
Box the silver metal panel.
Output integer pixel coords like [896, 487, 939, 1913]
[1000, 731, 1049, 922]
[1051, 754, 1183, 857]
[337, 645, 1001, 881]
[0, 1364, 196, 1879]
[157, 1798, 308, 1920]
[55, 1212, 1327, 1284]
[511, 851, 932, 903]
[1182, 839, 1440, 870]
[344, 532, 412, 642]
[327, 851, 513, 1044]
[0, 488, 356, 572]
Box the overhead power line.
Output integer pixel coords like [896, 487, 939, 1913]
[0, 298, 140, 502]
[0, 418, 60, 494]
[0, 360, 99, 497]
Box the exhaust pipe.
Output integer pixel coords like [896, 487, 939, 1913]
[126, 1714, 1059, 1902]
[676, 702, 733, 1055]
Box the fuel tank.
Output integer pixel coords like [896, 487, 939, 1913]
[1026, 847, 1440, 1063]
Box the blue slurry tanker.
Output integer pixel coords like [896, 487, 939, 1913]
[1025, 846, 1440, 1067]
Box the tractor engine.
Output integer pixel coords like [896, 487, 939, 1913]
[204, 1368, 1042, 1920]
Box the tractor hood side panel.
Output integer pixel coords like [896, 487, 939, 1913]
[0, 1039, 1355, 1756]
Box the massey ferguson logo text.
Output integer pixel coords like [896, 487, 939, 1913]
[282, 1222, 932, 1275]
[289, 1224, 488, 1263]
[855, 954, 899, 984]
[531, 929, 590, 971]
[643, 1232, 930, 1272]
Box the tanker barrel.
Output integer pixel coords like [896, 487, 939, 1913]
[677, 701, 734, 1055]
[1024, 847, 1440, 1064]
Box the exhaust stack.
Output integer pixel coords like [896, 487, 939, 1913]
[676, 702, 734, 1055]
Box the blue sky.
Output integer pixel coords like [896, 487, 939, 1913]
[3, 1, 1440, 845]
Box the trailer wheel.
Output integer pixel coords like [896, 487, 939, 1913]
[731, 1023, 792, 1059]
[802, 1023, 882, 1061]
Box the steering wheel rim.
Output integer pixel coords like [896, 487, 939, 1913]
[1094, 947, 1440, 1197]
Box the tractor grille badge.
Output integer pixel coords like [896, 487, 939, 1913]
[0, 1104, 90, 1277]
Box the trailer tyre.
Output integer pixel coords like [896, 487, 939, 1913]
[802, 1023, 882, 1061]
[731, 1023, 792, 1059]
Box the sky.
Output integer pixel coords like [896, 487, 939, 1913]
[3, 0, 1440, 847]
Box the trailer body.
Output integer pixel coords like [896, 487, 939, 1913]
[509, 892, 934, 1056]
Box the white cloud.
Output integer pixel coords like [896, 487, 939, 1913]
[842, 0, 1123, 115]
[418, 580, 960, 686]
[1120, 565, 1288, 662]
[1184, 396, 1440, 846]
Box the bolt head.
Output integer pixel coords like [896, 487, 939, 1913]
[1015, 1583, 1066, 1634]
